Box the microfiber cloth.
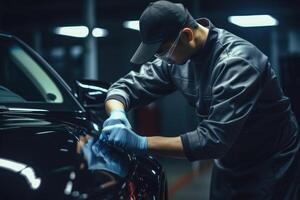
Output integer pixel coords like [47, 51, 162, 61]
[82, 137, 129, 178]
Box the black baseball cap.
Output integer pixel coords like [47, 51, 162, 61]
[130, 0, 194, 64]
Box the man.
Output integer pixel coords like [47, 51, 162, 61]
[97, 1, 300, 199]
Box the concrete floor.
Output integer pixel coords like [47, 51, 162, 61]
[159, 158, 212, 200]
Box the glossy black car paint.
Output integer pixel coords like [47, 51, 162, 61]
[0, 33, 167, 200]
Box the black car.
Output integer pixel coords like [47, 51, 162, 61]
[0, 33, 167, 200]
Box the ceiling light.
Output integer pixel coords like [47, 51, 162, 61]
[228, 15, 278, 27]
[92, 28, 109, 37]
[54, 26, 89, 38]
[123, 20, 139, 31]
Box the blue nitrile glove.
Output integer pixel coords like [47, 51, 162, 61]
[100, 124, 148, 155]
[103, 109, 131, 129]
[82, 137, 129, 177]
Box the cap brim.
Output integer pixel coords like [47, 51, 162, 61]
[130, 41, 162, 64]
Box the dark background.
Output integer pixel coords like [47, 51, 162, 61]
[1, 1, 300, 199]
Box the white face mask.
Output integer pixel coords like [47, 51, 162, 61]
[154, 31, 182, 64]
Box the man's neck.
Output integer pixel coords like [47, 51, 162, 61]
[194, 23, 209, 52]
[182, 23, 210, 62]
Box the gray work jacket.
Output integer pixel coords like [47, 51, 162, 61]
[106, 18, 300, 199]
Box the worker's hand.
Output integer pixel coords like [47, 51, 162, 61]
[100, 124, 148, 155]
[103, 109, 132, 129]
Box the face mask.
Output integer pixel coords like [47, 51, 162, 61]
[154, 31, 182, 64]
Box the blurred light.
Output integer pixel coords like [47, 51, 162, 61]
[70, 171, 76, 180]
[60, 148, 69, 152]
[51, 47, 65, 58]
[80, 194, 88, 199]
[123, 20, 139, 31]
[8, 107, 48, 112]
[64, 181, 73, 195]
[70, 46, 83, 58]
[88, 91, 103, 95]
[0, 158, 26, 172]
[76, 82, 108, 92]
[0, 158, 41, 189]
[92, 28, 109, 37]
[228, 15, 278, 27]
[36, 131, 54, 135]
[72, 191, 80, 197]
[54, 26, 89, 38]
[92, 122, 100, 131]
[20, 167, 41, 189]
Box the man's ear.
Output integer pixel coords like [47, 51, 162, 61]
[181, 27, 194, 43]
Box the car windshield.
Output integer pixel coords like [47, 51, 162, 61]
[0, 36, 81, 112]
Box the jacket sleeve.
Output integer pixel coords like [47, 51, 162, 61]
[180, 57, 264, 161]
[105, 59, 176, 111]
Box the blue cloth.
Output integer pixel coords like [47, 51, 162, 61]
[82, 137, 129, 177]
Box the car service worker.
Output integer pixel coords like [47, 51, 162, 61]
[97, 1, 300, 199]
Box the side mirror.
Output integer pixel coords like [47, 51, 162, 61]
[74, 79, 110, 110]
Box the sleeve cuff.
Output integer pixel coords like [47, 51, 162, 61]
[180, 133, 196, 161]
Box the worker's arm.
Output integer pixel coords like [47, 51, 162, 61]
[103, 99, 186, 158]
[105, 99, 125, 114]
[180, 57, 264, 161]
[101, 99, 131, 129]
[146, 58, 263, 160]
[147, 136, 186, 158]
[101, 59, 176, 136]
[100, 123, 187, 158]
[105, 59, 176, 111]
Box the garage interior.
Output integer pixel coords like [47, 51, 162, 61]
[1, 0, 300, 199]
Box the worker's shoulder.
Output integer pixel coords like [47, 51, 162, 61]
[216, 28, 269, 73]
